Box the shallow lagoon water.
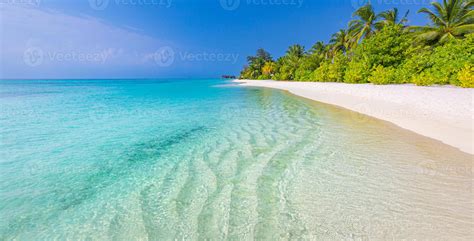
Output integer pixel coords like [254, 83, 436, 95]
[0, 79, 472, 240]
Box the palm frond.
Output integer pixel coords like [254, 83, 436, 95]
[416, 30, 442, 41]
[452, 23, 474, 34]
[419, 7, 446, 26]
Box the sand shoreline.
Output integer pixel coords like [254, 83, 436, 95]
[235, 79, 474, 155]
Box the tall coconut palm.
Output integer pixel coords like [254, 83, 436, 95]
[329, 29, 352, 54]
[247, 48, 272, 64]
[245, 48, 272, 79]
[281, 44, 305, 79]
[376, 8, 410, 29]
[349, 4, 379, 44]
[411, 0, 474, 44]
[286, 44, 305, 58]
[309, 41, 326, 55]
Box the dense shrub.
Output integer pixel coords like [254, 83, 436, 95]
[312, 60, 331, 82]
[328, 53, 348, 82]
[239, 8, 474, 88]
[458, 65, 474, 88]
[344, 60, 370, 83]
[259, 61, 276, 79]
[411, 72, 438, 86]
[395, 46, 431, 83]
[294, 69, 312, 81]
[356, 25, 411, 68]
[368, 65, 397, 84]
[402, 34, 474, 86]
[294, 54, 323, 81]
[424, 34, 473, 85]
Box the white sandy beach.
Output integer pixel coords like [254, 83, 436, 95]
[236, 79, 474, 155]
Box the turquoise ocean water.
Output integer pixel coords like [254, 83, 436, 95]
[0, 79, 472, 240]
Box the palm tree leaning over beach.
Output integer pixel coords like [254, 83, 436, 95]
[376, 8, 410, 29]
[349, 4, 378, 44]
[329, 29, 352, 55]
[309, 41, 325, 56]
[411, 0, 474, 44]
[285, 44, 305, 67]
[286, 44, 305, 58]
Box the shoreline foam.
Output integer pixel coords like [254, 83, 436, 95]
[235, 79, 474, 155]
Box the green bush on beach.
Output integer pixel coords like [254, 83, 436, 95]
[239, 0, 474, 88]
[344, 60, 370, 83]
[458, 65, 474, 88]
[368, 65, 398, 85]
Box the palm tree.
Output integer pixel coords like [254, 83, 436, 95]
[329, 29, 352, 54]
[411, 0, 474, 44]
[349, 4, 379, 44]
[376, 8, 410, 29]
[262, 61, 276, 77]
[247, 48, 272, 64]
[309, 41, 326, 55]
[309, 41, 332, 60]
[281, 44, 305, 79]
[244, 48, 273, 79]
[286, 44, 305, 58]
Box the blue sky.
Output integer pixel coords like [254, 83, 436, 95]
[0, 0, 432, 79]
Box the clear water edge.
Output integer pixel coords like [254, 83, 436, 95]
[0, 79, 472, 240]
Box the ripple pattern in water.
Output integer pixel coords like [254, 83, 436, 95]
[0, 79, 472, 240]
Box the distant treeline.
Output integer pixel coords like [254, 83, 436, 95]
[239, 0, 473, 87]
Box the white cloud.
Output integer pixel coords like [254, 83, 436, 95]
[0, 4, 174, 78]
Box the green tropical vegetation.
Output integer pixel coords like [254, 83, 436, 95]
[239, 0, 474, 87]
